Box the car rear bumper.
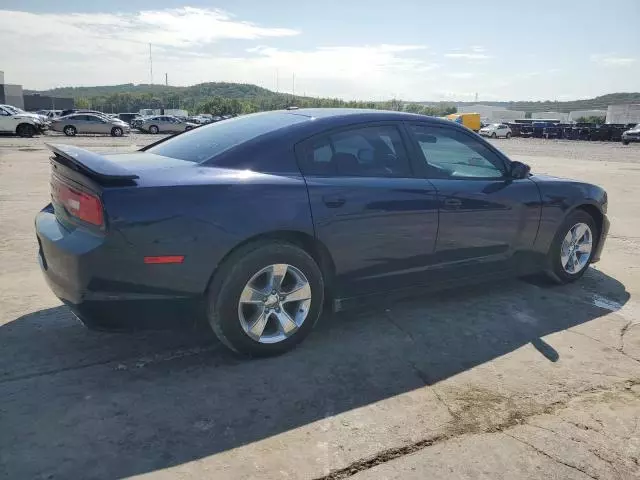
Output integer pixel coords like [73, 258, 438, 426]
[36, 206, 203, 330]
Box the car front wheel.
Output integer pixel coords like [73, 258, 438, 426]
[207, 241, 324, 356]
[546, 210, 597, 284]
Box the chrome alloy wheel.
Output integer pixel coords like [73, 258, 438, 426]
[238, 264, 312, 344]
[560, 222, 593, 274]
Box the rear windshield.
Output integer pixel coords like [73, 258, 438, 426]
[145, 112, 308, 163]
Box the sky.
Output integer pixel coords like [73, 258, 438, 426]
[1, 0, 638, 101]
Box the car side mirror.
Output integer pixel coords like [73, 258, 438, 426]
[510, 161, 531, 179]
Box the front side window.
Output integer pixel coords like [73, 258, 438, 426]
[300, 125, 411, 177]
[410, 124, 505, 179]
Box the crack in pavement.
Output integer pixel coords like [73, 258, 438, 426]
[525, 422, 624, 475]
[503, 431, 600, 480]
[0, 344, 220, 385]
[568, 328, 640, 365]
[314, 381, 640, 480]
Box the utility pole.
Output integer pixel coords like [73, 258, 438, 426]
[165, 73, 168, 86]
[276, 69, 279, 93]
[149, 43, 153, 84]
[292, 72, 295, 103]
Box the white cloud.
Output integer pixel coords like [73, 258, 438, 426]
[590, 54, 637, 67]
[445, 52, 492, 60]
[446, 72, 475, 79]
[0, 8, 299, 49]
[0, 7, 441, 100]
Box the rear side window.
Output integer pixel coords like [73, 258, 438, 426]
[299, 125, 411, 177]
[146, 112, 308, 163]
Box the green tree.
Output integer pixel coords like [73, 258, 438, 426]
[575, 116, 606, 124]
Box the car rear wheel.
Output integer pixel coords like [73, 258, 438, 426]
[63, 125, 77, 137]
[207, 241, 324, 357]
[149, 125, 159, 134]
[111, 126, 123, 137]
[16, 123, 36, 138]
[545, 210, 597, 284]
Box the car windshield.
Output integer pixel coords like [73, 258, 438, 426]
[146, 112, 308, 163]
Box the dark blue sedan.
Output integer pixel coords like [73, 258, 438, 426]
[36, 109, 609, 356]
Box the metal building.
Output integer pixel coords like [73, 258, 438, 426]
[457, 104, 525, 123]
[606, 104, 640, 125]
[0, 71, 25, 109]
[532, 111, 569, 122]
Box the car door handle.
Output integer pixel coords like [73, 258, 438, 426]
[443, 198, 462, 209]
[322, 195, 346, 208]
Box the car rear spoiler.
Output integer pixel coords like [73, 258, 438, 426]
[47, 143, 139, 184]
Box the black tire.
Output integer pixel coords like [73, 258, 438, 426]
[63, 125, 77, 137]
[207, 241, 325, 357]
[506, 132, 511, 139]
[16, 123, 36, 138]
[149, 125, 159, 134]
[491, 132, 497, 138]
[622, 140, 629, 145]
[545, 210, 597, 284]
[185, 126, 193, 131]
[111, 126, 123, 137]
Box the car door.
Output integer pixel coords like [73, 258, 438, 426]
[296, 123, 439, 297]
[160, 116, 173, 132]
[85, 115, 108, 134]
[406, 123, 541, 278]
[0, 106, 12, 132]
[69, 115, 89, 133]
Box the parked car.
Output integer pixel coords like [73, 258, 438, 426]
[117, 113, 140, 125]
[622, 124, 640, 145]
[36, 109, 63, 119]
[543, 124, 564, 139]
[520, 125, 534, 138]
[1, 104, 48, 123]
[138, 115, 198, 134]
[131, 116, 151, 129]
[59, 109, 106, 117]
[0, 105, 47, 137]
[35, 109, 609, 356]
[479, 123, 512, 138]
[50, 113, 130, 136]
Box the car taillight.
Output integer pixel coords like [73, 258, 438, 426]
[53, 179, 104, 227]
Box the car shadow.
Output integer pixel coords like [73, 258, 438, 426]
[0, 267, 630, 479]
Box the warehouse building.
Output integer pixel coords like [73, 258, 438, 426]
[606, 104, 640, 124]
[532, 111, 569, 122]
[0, 70, 73, 111]
[0, 71, 25, 109]
[457, 104, 525, 123]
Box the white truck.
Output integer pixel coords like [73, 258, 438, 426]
[0, 105, 47, 137]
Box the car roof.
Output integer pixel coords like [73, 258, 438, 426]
[280, 107, 445, 123]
